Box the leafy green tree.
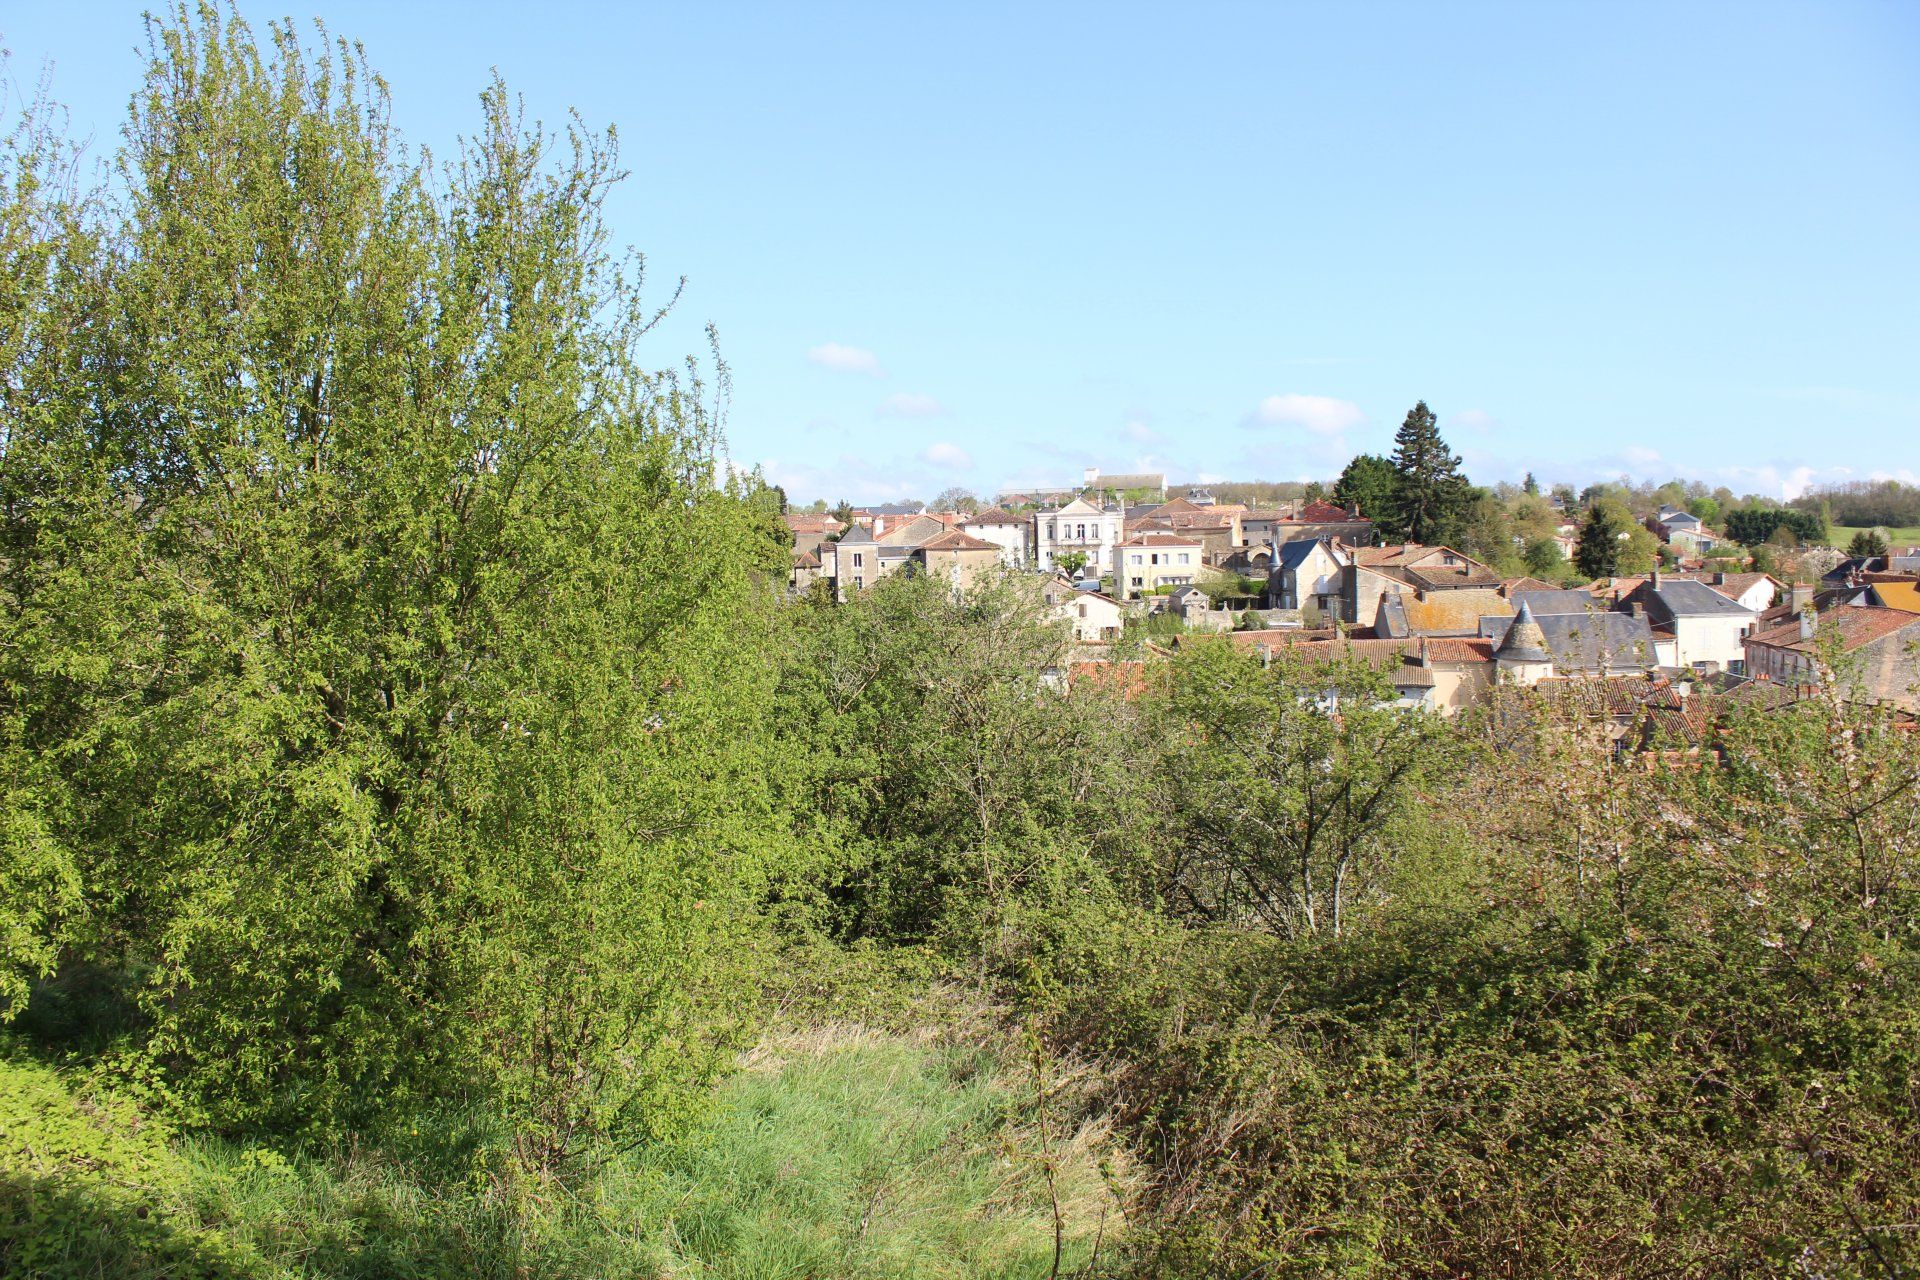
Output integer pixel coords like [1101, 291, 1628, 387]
[1160, 641, 1456, 938]
[1848, 528, 1890, 558]
[929, 486, 979, 514]
[1686, 495, 1721, 526]
[1522, 471, 1540, 496]
[1522, 535, 1566, 578]
[1458, 487, 1521, 574]
[1332, 453, 1397, 526]
[1386, 401, 1471, 545]
[1056, 550, 1089, 579]
[1, 7, 792, 1163]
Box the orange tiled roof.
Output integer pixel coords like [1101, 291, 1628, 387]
[1745, 605, 1920, 653]
[919, 529, 999, 552]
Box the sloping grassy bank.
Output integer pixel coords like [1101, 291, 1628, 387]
[1, 992, 1128, 1279]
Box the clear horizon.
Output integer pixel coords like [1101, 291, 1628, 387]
[7, 1, 1917, 504]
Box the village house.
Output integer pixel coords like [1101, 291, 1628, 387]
[1034, 496, 1125, 576]
[1481, 596, 1665, 680]
[790, 548, 822, 594]
[1669, 570, 1784, 613]
[1043, 579, 1127, 642]
[1340, 544, 1501, 627]
[915, 529, 1003, 591]
[1619, 572, 1759, 671]
[1116, 530, 1206, 600]
[1742, 605, 1920, 711]
[1242, 500, 1375, 548]
[1263, 537, 1345, 615]
[957, 507, 1031, 566]
[783, 512, 846, 559]
[1224, 632, 1493, 714]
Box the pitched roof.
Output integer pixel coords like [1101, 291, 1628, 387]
[1499, 576, 1563, 596]
[1385, 588, 1513, 637]
[1745, 606, 1920, 654]
[1293, 500, 1364, 522]
[1511, 588, 1611, 616]
[1484, 610, 1660, 674]
[1277, 537, 1336, 571]
[963, 507, 1025, 526]
[1870, 580, 1920, 614]
[1638, 578, 1756, 618]
[792, 549, 821, 569]
[784, 514, 844, 535]
[1421, 637, 1496, 664]
[919, 529, 999, 552]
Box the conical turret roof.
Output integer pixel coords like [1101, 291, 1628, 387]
[1497, 601, 1551, 664]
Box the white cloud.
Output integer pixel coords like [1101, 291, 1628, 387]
[1621, 445, 1663, 467]
[1121, 419, 1163, 444]
[922, 441, 973, 471]
[806, 343, 885, 377]
[878, 392, 946, 417]
[1244, 394, 1367, 436]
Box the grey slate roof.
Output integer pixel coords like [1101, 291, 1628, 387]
[1645, 579, 1755, 618]
[1277, 538, 1328, 572]
[1482, 610, 1660, 674]
[1510, 589, 1608, 616]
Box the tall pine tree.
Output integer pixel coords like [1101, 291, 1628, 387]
[1387, 401, 1470, 545]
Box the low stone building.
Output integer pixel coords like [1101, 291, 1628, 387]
[1742, 606, 1920, 710]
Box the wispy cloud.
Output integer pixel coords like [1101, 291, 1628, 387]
[1244, 393, 1367, 436]
[1120, 418, 1163, 444]
[922, 441, 973, 470]
[806, 342, 885, 377]
[878, 392, 946, 418]
[1446, 408, 1499, 436]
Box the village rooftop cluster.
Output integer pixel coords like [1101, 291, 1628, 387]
[782, 465, 1920, 722]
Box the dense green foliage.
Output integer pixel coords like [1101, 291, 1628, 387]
[1, 7, 792, 1160]
[1382, 401, 1472, 546]
[1726, 505, 1829, 547]
[1332, 453, 1396, 525]
[5, 10, 1917, 1279]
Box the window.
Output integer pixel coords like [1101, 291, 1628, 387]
[1179, 553, 1190, 565]
[1076, 523, 1086, 540]
[1076, 603, 1087, 618]
[852, 553, 864, 567]
[1130, 577, 1143, 587]
[1131, 553, 1142, 565]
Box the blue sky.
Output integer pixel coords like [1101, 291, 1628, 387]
[7, 2, 1917, 503]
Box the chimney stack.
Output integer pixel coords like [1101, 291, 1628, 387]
[1800, 606, 1818, 642]
[1789, 583, 1814, 612]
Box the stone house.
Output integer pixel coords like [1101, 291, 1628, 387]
[1742, 606, 1920, 710]
[1116, 531, 1205, 599]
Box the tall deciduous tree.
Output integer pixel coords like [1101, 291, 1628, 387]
[0, 6, 793, 1163]
[1333, 453, 1397, 526]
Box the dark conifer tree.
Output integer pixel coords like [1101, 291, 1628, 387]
[1388, 401, 1470, 545]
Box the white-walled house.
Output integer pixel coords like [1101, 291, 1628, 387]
[959, 507, 1031, 566]
[1034, 497, 1124, 576]
[1044, 584, 1127, 642]
[1621, 574, 1759, 671]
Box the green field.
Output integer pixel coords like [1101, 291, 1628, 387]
[1827, 525, 1920, 550]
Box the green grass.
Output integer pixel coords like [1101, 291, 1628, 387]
[3, 1016, 1128, 1279]
[1827, 524, 1920, 550]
